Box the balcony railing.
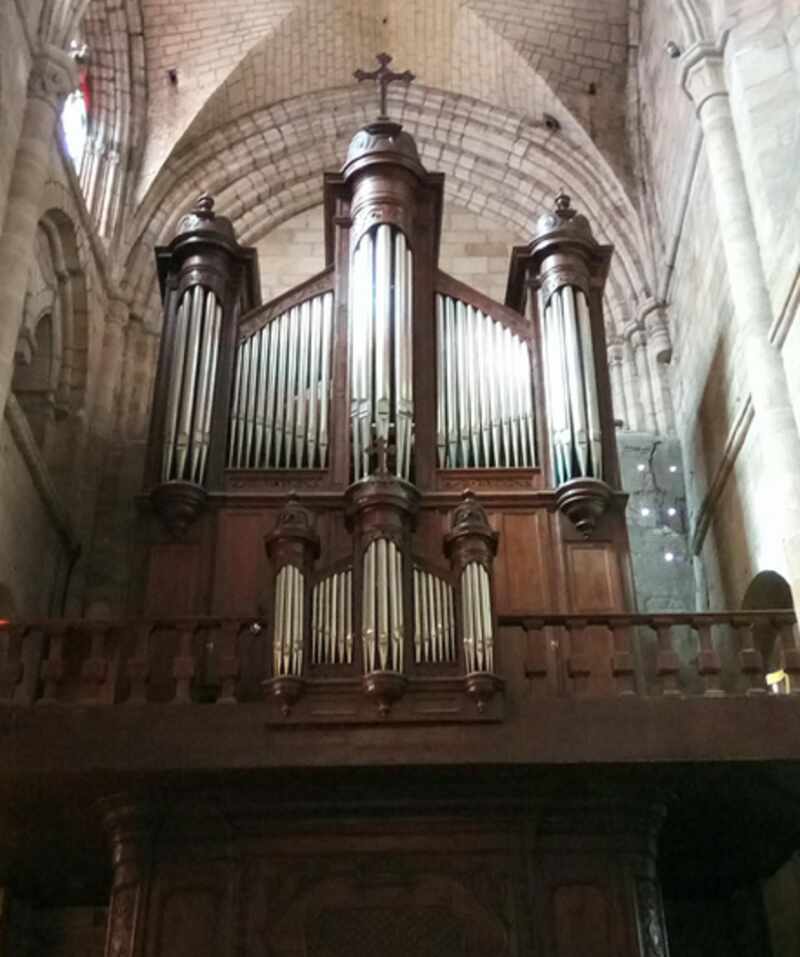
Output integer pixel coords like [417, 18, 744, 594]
[1, 611, 798, 708]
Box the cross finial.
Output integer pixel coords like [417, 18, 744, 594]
[354, 53, 415, 119]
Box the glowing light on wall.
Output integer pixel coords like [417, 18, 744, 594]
[61, 64, 90, 167]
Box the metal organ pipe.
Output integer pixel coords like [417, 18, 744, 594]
[459, 561, 494, 674]
[272, 564, 305, 677]
[361, 539, 405, 673]
[435, 293, 536, 469]
[161, 285, 224, 485]
[227, 291, 334, 469]
[349, 225, 414, 481]
[413, 567, 456, 664]
[542, 284, 603, 485]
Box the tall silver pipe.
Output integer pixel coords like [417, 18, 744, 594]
[577, 288, 602, 477]
[307, 297, 322, 468]
[163, 294, 188, 480]
[295, 300, 311, 467]
[196, 298, 221, 482]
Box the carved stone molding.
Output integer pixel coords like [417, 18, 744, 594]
[680, 33, 730, 113]
[27, 44, 78, 107]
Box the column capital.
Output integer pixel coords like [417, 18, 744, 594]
[27, 44, 78, 108]
[607, 335, 626, 365]
[680, 32, 730, 113]
[638, 299, 672, 363]
[623, 319, 646, 349]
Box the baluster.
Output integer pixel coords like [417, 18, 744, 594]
[17, 627, 44, 705]
[654, 619, 681, 696]
[126, 623, 152, 704]
[217, 621, 241, 704]
[0, 624, 22, 703]
[565, 618, 591, 694]
[609, 619, 637, 696]
[172, 625, 196, 703]
[734, 617, 766, 695]
[40, 624, 67, 704]
[80, 624, 111, 704]
[694, 619, 723, 697]
[778, 619, 800, 694]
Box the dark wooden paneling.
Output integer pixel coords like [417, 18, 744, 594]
[491, 511, 553, 614]
[567, 544, 623, 613]
[144, 545, 200, 617]
[212, 510, 268, 616]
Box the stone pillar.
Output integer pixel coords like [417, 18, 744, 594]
[534, 801, 668, 957]
[100, 796, 153, 957]
[94, 297, 130, 434]
[0, 45, 77, 418]
[607, 336, 629, 429]
[681, 39, 800, 601]
[625, 322, 658, 435]
[641, 303, 675, 435]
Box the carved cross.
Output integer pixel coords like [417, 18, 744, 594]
[367, 435, 396, 475]
[354, 53, 415, 119]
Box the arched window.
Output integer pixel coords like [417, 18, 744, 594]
[61, 41, 90, 168]
[742, 571, 795, 693]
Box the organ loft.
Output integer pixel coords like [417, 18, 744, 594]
[2, 54, 800, 957]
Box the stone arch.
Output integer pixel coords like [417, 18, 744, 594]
[125, 87, 651, 340]
[742, 570, 795, 692]
[135, 0, 633, 195]
[11, 208, 89, 469]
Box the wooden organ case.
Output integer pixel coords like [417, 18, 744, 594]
[126, 59, 670, 957]
[143, 123, 635, 716]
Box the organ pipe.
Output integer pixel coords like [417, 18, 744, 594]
[228, 291, 334, 469]
[361, 538, 405, 673]
[273, 565, 305, 677]
[349, 224, 414, 481]
[460, 561, 494, 673]
[312, 567, 353, 666]
[542, 284, 603, 484]
[161, 284, 223, 485]
[436, 293, 536, 469]
[413, 567, 456, 664]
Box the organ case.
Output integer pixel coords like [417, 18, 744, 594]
[139, 91, 635, 719]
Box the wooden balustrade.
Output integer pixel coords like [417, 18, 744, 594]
[0, 612, 797, 706]
[504, 611, 798, 698]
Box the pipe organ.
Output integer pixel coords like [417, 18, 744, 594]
[541, 283, 601, 484]
[350, 224, 414, 481]
[361, 538, 405, 673]
[312, 567, 353, 666]
[143, 62, 633, 720]
[436, 292, 536, 469]
[161, 283, 222, 484]
[228, 290, 334, 470]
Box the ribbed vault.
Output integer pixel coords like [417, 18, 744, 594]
[136, 0, 633, 194]
[125, 85, 650, 337]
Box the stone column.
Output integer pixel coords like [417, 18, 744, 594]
[625, 322, 658, 435]
[0, 45, 77, 418]
[100, 795, 153, 957]
[681, 39, 800, 600]
[607, 336, 629, 430]
[641, 302, 675, 435]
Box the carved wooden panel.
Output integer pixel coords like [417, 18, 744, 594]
[491, 511, 553, 614]
[553, 884, 611, 957]
[212, 510, 268, 616]
[240, 837, 521, 957]
[154, 886, 221, 957]
[145, 545, 199, 617]
[566, 544, 623, 613]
